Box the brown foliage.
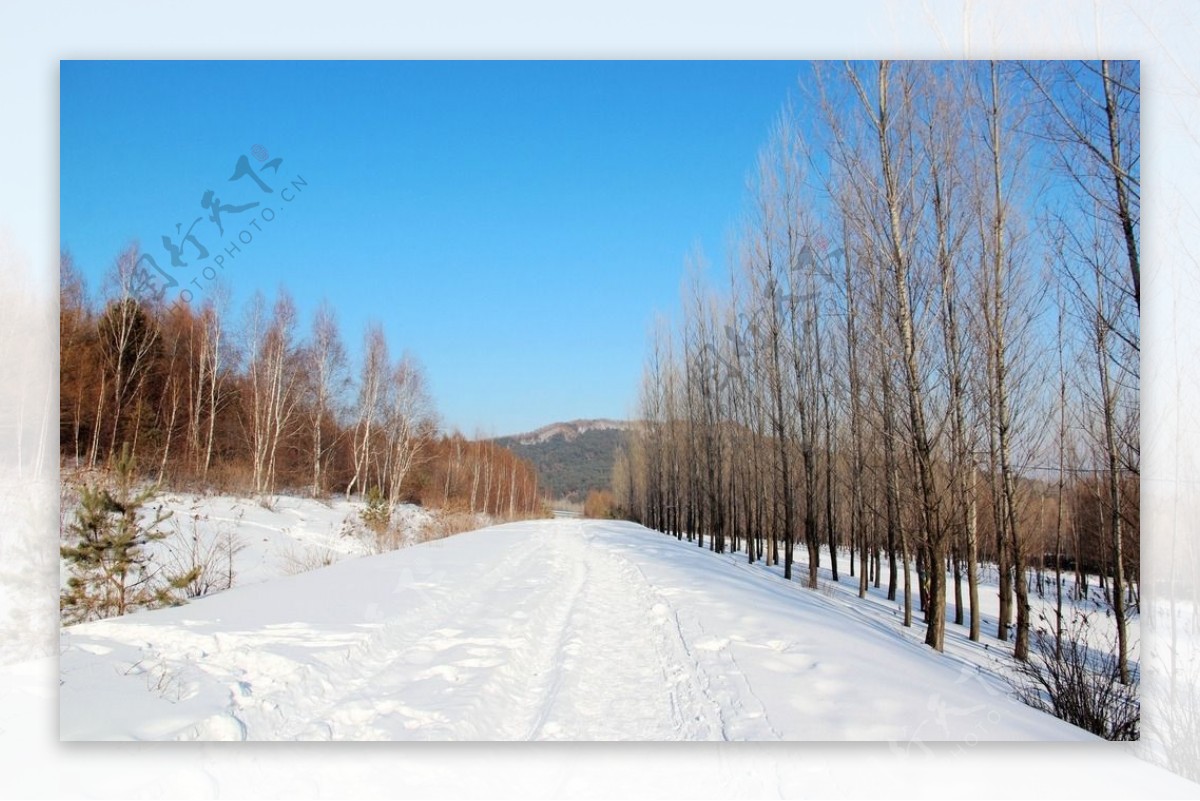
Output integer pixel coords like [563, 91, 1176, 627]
[583, 489, 615, 519]
[59, 251, 542, 516]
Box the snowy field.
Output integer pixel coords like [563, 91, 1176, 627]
[60, 517, 1090, 741]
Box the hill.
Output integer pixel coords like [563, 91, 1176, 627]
[495, 419, 632, 502]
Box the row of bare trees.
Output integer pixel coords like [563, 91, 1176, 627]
[615, 62, 1138, 675]
[427, 434, 544, 519]
[60, 256, 543, 518]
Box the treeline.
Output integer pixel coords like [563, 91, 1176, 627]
[614, 61, 1138, 678]
[59, 249, 542, 518]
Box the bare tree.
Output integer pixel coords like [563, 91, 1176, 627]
[1086, 241, 1134, 684]
[921, 63, 982, 641]
[744, 115, 805, 580]
[98, 246, 162, 464]
[1022, 61, 1139, 315]
[244, 289, 302, 496]
[305, 300, 348, 496]
[845, 61, 947, 649]
[381, 354, 435, 507]
[975, 61, 1031, 660]
[346, 323, 388, 500]
[200, 289, 232, 482]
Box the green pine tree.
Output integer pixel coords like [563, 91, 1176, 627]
[360, 484, 391, 534]
[60, 443, 197, 623]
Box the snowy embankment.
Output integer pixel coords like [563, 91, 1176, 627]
[58, 490, 461, 596]
[142, 492, 439, 583]
[60, 518, 1089, 741]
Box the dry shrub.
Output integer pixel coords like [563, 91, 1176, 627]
[162, 512, 246, 598]
[278, 542, 339, 576]
[204, 461, 256, 497]
[583, 489, 616, 519]
[418, 511, 486, 544]
[1009, 612, 1139, 740]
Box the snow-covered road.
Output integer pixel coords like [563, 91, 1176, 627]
[60, 518, 1089, 741]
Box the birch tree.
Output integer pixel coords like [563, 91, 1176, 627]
[305, 301, 348, 496]
[346, 324, 388, 500]
[98, 247, 162, 464]
[382, 354, 435, 507]
[244, 290, 302, 496]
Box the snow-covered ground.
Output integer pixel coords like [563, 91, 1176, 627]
[145, 492, 439, 584]
[773, 539, 1139, 690]
[58, 490, 472, 600]
[60, 518, 1090, 741]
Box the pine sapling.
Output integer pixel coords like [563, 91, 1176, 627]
[61, 443, 198, 623]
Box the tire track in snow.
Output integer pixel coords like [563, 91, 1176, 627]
[601, 542, 735, 741]
[521, 528, 590, 740]
[233, 518, 728, 740]
[523, 523, 724, 740]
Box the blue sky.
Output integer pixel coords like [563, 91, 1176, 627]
[61, 60, 811, 436]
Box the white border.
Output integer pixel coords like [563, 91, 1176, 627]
[2, 1, 1197, 797]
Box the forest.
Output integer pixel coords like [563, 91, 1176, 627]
[59, 254, 544, 519]
[613, 60, 1139, 692]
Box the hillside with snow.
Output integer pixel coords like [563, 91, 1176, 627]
[504, 419, 634, 445]
[60, 517, 1092, 741]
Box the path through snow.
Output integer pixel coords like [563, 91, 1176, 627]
[60, 519, 1089, 741]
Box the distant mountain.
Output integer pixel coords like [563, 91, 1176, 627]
[495, 419, 632, 502]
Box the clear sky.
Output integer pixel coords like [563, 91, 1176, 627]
[61, 60, 811, 436]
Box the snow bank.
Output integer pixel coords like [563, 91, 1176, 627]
[60, 491, 440, 596]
